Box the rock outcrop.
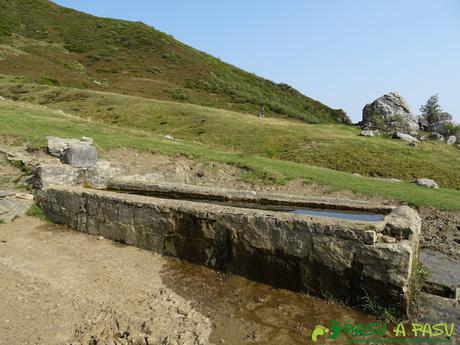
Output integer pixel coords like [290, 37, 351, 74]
[26, 137, 125, 189]
[0, 191, 34, 223]
[361, 92, 419, 134]
[427, 112, 454, 135]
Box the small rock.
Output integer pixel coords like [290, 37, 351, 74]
[14, 193, 34, 201]
[446, 136, 456, 145]
[164, 135, 174, 140]
[393, 132, 420, 143]
[0, 191, 15, 198]
[0, 95, 5, 100]
[97, 236, 104, 240]
[414, 178, 439, 189]
[352, 173, 361, 177]
[430, 132, 444, 140]
[378, 234, 397, 244]
[360, 130, 376, 137]
[81, 136, 94, 145]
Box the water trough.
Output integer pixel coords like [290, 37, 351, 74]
[37, 179, 421, 314]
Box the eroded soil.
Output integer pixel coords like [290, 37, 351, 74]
[0, 217, 369, 345]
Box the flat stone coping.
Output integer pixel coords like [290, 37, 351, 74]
[108, 178, 394, 214]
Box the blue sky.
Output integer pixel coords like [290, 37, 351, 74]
[54, 0, 460, 122]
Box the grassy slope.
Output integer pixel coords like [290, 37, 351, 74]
[1, 100, 459, 210]
[0, 0, 348, 124]
[1, 80, 459, 190]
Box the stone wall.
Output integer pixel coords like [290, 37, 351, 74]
[37, 186, 421, 315]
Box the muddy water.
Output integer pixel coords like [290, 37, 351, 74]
[162, 258, 376, 345]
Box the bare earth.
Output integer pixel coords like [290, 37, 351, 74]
[0, 216, 212, 345]
[0, 217, 370, 345]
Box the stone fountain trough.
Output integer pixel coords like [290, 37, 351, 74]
[37, 178, 421, 314]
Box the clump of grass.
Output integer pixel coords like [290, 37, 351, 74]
[26, 204, 49, 222]
[167, 88, 193, 102]
[0, 219, 5, 225]
[361, 293, 397, 324]
[410, 263, 430, 312]
[82, 180, 94, 189]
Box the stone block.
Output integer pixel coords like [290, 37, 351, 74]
[65, 143, 97, 168]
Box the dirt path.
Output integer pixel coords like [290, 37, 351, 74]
[0, 216, 373, 345]
[0, 216, 212, 345]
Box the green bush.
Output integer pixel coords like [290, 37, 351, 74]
[167, 88, 193, 102]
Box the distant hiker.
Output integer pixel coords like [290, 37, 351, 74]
[259, 105, 265, 119]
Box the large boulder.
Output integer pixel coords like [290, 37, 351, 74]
[428, 112, 454, 135]
[361, 92, 419, 134]
[47, 136, 97, 167]
[47, 136, 81, 159]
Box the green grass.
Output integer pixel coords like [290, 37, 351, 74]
[0, 0, 348, 124]
[2, 82, 460, 190]
[26, 204, 49, 221]
[1, 100, 459, 210]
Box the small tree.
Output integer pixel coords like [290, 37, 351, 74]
[420, 94, 442, 124]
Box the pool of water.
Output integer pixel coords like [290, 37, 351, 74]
[288, 208, 385, 222]
[112, 189, 386, 222]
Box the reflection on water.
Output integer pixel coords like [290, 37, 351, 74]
[161, 258, 377, 345]
[288, 208, 384, 222]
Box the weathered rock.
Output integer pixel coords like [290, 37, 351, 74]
[47, 136, 81, 159]
[414, 178, 439, 189]
[81, 136, 94, 145]
[430, 132, 444, 140]
[361, 92, 419, 134]
[393, 132, 420, 143]
[446, 136, 456, 145]
[30, 163, 82, 189]
[164, 135, 175, 140]
[360, 130, 376, 137]
[0, 191, 33, 223]
[0, 95, 5, 101]
[88, 160, 125, 188]
[383, 206, 421, 240]
[428, 112, 453, 135]
[65, 143, 97, 168]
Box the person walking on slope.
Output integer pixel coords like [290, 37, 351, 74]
[259, 105, 265, 119]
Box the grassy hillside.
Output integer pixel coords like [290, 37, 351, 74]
[1, 99, 459, 210]
[1, 79, 460, 190]
[0, 0, 349, 124]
